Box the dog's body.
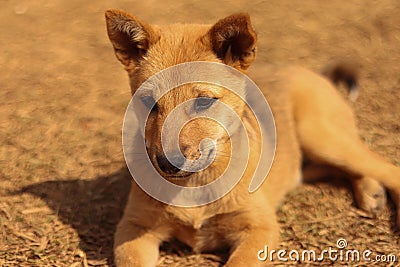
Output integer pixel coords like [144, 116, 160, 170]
[105, 10, 400, 267]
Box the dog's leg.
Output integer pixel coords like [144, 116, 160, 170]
[114, 215, 164, 267]
[216, 205, 279, 267]
[351, 176, 387, 215]
[298, 120, 400, 223]
[224, 225, 279, 267]
[114, 219, 161, 267]
[225, 226, 279, 267]
[303, 163, 387, 215]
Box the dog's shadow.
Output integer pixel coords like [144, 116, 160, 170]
[20, 168, 132, 266]
[19, 166, 232, 266]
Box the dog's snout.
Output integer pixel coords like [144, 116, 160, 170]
[156, 153, 185, 175]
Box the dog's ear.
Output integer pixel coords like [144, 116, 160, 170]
[105, 9, 159, 70]
[207, 13, 257, 70]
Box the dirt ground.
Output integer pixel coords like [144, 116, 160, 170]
[1, 0, 400, 266]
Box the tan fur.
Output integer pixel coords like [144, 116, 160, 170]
[105, 10, 400, 267]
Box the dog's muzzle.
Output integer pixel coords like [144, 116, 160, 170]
[156, 153, 186, 175]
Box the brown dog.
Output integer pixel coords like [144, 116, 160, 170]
[105, 10, 400, 266]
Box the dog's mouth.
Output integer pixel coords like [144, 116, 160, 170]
[151, 146, 216, 180]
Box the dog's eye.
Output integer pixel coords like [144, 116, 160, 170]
[141, 96, 158, 112]
[194, 97, 217, 112]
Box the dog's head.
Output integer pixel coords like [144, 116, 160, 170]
[105, 10, 258, 183]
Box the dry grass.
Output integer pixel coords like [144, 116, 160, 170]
[1, 0, 400, 266]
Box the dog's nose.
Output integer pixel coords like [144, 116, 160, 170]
[156, 153, 185, 174]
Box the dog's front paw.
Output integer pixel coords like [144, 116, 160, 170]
[352, 177, 386, 216]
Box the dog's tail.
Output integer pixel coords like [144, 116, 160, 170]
[322, 62, 359, 101]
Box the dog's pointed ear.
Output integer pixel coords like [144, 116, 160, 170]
[206, 13, 257, 70]
[105, 9, 159, 70]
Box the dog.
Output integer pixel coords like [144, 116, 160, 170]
[105, 10, 400, 266]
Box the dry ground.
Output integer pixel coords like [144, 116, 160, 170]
[1, 0, 400, 266]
